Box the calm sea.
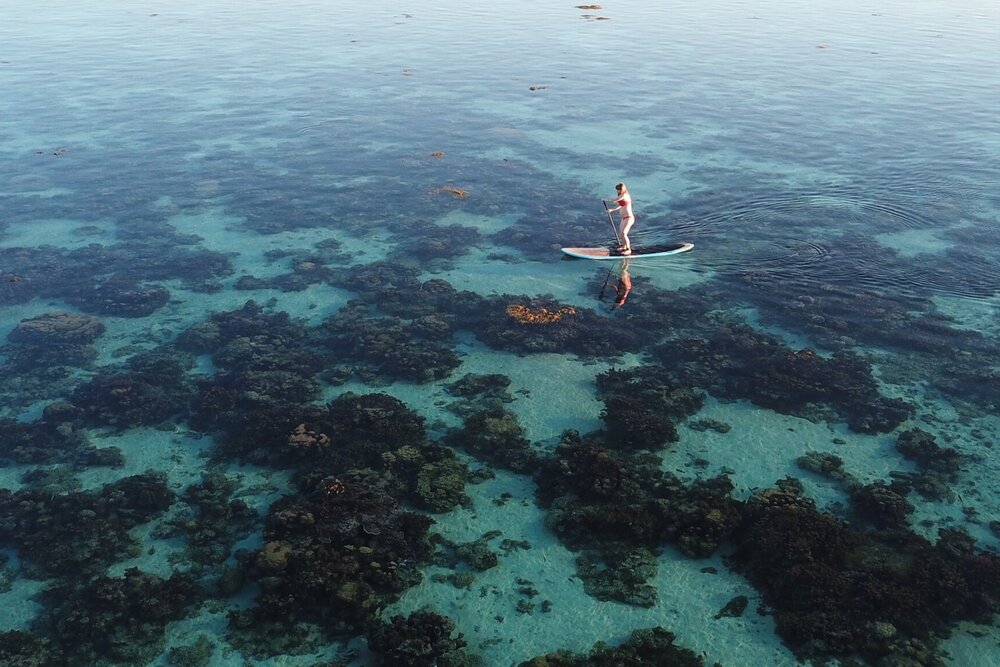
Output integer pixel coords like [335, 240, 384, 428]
[1, 0, 999, 665]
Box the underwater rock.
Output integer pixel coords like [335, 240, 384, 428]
[687, 418, 732, 433]
[65, 278, 171, 317]
[434, 531, 503, 572]
[796, 451, 857, 487]
[896, 428, 962, 474]
[414, 458, 471, 513]
[446, 372, 513, 399]
[167, 634, 215, 667]
[381, 442, 471, 513]
[0, 414, 97, 466]
[576, 548, 658, 607]
[156, 471, 259, 571]
[714, 595, 749, 619]
[595, 366, 706, 421]
[536, 434, 740, 605]
[599, 394, 679, 450]
[445, 372, 515, 418]
[850, 481, 915, 529]
[7, 311, 105, 344]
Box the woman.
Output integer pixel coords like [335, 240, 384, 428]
[603, 182, 634, 255]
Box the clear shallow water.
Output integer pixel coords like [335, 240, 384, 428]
[1, 0, 1000, 665]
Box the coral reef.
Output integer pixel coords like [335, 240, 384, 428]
[519, 626, 707, 666]
[320, 301, 462, 383]
[731, 486, 1000, 663]
[41, 568, 203, 665]
[0, 630, 64, 667]
[230, 475, 433, 649]
[894, 428, 962, 501]
[442, 407, 539, 474]
[68, 351, 195, 428]
[7, 311, 105, 345]
[366, 610, 470, 667]
[0, 472, 174, 578]
[156, 471, 258, 571]
[655, 325, 913, 433]
[534, 432, 740, 605]
[0, 412, 122, 467]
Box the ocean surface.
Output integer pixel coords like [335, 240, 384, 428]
[1, 0, 999, 665]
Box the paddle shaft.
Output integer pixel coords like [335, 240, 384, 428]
[602, 200, 622, 246]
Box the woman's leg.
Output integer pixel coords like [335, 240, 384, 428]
[621, 217, 634, 250]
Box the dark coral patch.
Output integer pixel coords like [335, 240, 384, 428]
[655, 324, 913, 433]
[41, 568, 202, 665]
[519, 626, 706, 666]
[230, 476, 432, 649]
[367, 610, 470, 667]
[69, 351, 195, 428]
[731, 487, 1000, 663]
[320, 301, 461, 383]
[0, 473, 174, 578]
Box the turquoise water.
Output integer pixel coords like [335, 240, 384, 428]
[1, 0, 999, 665]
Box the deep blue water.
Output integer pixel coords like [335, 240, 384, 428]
[1, 1, 999, 665]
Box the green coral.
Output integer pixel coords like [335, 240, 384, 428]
[416, 459, 470, 513]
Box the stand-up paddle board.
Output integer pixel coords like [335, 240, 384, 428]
[561, 242, 694, 260]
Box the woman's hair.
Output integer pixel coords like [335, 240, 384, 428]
[615, 182, 628, 193]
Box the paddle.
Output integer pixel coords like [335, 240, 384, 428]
[602, 200, 623, 247]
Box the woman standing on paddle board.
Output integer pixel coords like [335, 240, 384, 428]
[604, 183, 634, 255]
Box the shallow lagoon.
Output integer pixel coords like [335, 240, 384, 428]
[1, 0, 999, 665]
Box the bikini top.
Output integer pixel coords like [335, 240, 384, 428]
[617, 198, 629, 207]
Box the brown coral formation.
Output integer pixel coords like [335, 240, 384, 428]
[506, 304, 577, 325]
[287, 423, 332, 453]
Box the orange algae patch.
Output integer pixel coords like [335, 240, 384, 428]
[432, 186, 469, 198]
[506, 304, 577, 324]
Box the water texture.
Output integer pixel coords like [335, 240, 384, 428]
[1, 0, 999, 665]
